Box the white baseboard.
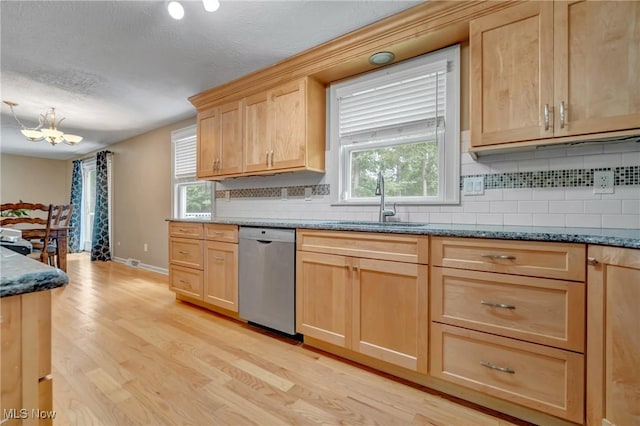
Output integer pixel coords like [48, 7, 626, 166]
[113, 256, 168, 275]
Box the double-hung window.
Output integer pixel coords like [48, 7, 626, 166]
[331, 44, 460, 204]
[172, 125, 212, 219]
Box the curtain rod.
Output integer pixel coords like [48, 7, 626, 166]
[75, 150, 113, 162]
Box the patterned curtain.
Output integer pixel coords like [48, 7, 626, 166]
[68, 160, 83, 253]
[91, 151, 111, 261]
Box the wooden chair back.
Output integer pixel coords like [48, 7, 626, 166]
[1, 202, 54, 263]
[54, 204, 73, 226]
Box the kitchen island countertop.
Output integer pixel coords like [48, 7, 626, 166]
[0, 247, 68, 297]
[167, 218, 640, 250]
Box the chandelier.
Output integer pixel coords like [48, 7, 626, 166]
[3, 100, 83, 146]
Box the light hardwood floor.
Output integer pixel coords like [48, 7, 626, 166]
[51, 253, 529, 426]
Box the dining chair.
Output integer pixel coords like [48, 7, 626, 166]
[47, 204, 73, 267]
[0, 202, 53, 264]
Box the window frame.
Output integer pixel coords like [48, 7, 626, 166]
[171, 124, 213, 219]
[329, 44, 460, 205]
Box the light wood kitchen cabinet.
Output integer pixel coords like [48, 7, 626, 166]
[1, 291, 53, 426]
[430, 236, 586, 422]
[470, 0, 640, 149]
[196, 101, 243, 178]
[431, 323, 585, 423]
[243, 77, 325, 175]
[168, 222, 239, 315]
[169, 222, 204, 299]
[586, 245, 640, 426]
[296, 230, 428, 372]
[296, 251, 351, 348]
[203, 224, 239, 312]
[204, 241, 238, 312]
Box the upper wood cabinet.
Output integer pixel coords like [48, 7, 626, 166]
[470, 0, 640, 149]
[244, 77, 326, 175]
[197, 101, 243, 178]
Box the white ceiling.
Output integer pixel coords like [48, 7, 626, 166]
[0, 0, 421, 161]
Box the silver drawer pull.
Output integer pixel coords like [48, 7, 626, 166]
[480, 361, 515, 374]
[213, 231, 224, 235]
[178, 228, 189, 232]
[179, 279, 188, 284]
[214, 256, 225, 261]
[481, 254, 516, 260]
[587, 257, 598, 266]
[481, 301, 516, 310]
[179, 251, 189, 255]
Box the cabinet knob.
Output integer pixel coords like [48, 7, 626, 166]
[587, 257, 598, 266]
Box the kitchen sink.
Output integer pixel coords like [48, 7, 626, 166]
[323, 220, 427, 227]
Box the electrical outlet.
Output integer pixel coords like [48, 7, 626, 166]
[463, 177, 484, 195]
[225, 190, 230, 201]
[593, 170, 614, 194]
[143, 243, 148, 252]
[281, 188, 288, 200]
[304, 187, 312, 201]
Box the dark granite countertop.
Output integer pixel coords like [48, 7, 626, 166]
[0, 247, 68, 297]
[168, 218, 640, 249]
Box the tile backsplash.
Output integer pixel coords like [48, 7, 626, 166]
[215, 137, 640, 229]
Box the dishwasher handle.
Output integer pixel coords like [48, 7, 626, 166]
[256, 240, 273, 245]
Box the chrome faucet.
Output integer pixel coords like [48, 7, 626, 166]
[375, 171, 396, 222]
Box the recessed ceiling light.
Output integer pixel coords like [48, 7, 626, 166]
[368, 51, 395, 66]
[168, 1, 185, 20]
[203, 0, 220, 12]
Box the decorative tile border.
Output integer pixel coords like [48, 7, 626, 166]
[214, 166, 639, 199]
[462, 166, 640, 190]
[215, 184, 330, 200]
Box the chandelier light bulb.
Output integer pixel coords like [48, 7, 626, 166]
[203, 0, 220, 12]
[168, 1, 185, 20]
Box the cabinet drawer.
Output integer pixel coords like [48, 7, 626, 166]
[169, 222, 204, 239]
[297, 230, 428, 264]
[169, 265, 204, 299]
[431, 323, 584, 423]
[431, 237, 585, 281]
[431, 267, 585, 352]
[169, 238, 203, 269]
[204, 224, 238, 243]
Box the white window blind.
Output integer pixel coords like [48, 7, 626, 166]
[338, 60, 447, 145]
[172, 125, 197, 183]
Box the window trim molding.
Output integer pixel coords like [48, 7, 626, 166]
[171, 124, 214, 219]
[329, 44, 460, 206]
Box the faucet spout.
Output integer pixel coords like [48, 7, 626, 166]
[376, 171, 396, 222]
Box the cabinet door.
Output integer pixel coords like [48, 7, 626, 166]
[470, 2, 554, 147]
[204, 241, 238, 312]
[197, 108, 219, 178]
[218, 101, 244, 175]
[270, 79, 307, 170]
[244, 92, 270, 173]
[554, 1, 640, 138]
[352, 258, 428, 372]
[296, 251, 351, 348]
[587, 246, 640, 426]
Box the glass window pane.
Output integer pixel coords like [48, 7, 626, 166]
[181, 182, 211, 218]
[350, 141, 439, 198]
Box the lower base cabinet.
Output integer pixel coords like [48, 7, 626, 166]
[296, 231, 429, 372]
[1, 291, 54, 426]
[587, 245, 640, 426]
[430, 323, 584, 423]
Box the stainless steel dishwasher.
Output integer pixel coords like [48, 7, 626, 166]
[238, 227, 296, 336]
